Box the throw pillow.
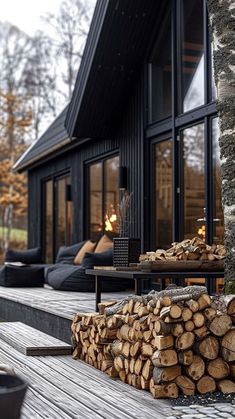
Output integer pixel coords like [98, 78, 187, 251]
[82, 249, 113, 269]
[95, 234, 113, 253]
[56, 241, 86, 264]
[5, 247, 43, 264]
[74, 240, 97, 265]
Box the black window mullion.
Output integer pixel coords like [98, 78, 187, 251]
[205, 116, 213, 244]
[204, 0, 210, 104]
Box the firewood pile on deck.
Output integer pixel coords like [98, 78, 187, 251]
[71, 286, 235, 399]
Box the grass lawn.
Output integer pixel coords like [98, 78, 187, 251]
[0, 227, 27, 242]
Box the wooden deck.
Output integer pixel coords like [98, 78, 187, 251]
[0, 286, 130, 343]
[0, 337, 173, 419]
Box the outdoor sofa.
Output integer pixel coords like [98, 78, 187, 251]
[0, 235, 131, 292]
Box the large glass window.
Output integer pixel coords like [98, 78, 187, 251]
[212, 118, 224, 244]
[43, 174, 72, 262]
[155, 140, 173, 249]
[148, 7, 172, 123]
[88, 155, 119, 240]
[45, 180, 53, 263]
[181, 0, 204, 112]
[183, 124, 205, 239]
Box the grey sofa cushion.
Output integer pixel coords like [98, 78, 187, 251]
[81, 249, 113, 269]
[5, 247, 43, 264]
[46, 264, 128, 292]
[55, 242, 86, 264]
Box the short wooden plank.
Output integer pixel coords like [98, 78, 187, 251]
[0, 322, 72, 356]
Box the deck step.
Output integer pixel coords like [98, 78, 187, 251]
[0, 322, 72, 356]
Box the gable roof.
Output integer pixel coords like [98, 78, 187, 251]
[65, 0, 165, 139]
[14, 106, 70, 172]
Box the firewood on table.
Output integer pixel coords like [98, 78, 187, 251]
[152, 335, 174, 350]
[196, 375, 216, 394]
[153, 365, 181, 384]
[176, 376, 196, 396]
[152, 349, 178, 367]
[142, 359, 153, 380]
[196, 336, 219, 360]
[186, 355, 205, 381]
[221, 329, 235, 362]
[175, 332, 195, 350]
[178, 350, 194, 366]
[207, 358, 230, 380]
[208, 314, 232, 337]
[217, 379, 235, 393]
[150, 382, 179, 399]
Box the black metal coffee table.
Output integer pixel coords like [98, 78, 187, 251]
[85, 268, 224, 311]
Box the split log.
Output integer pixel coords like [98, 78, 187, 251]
[134, 357, 143, 376]
[204, 307, 217, 321]
[197, 336, 219, 360]
[175, 332, 195, 350]
[154, 320, 172, 335]
[142, 359, 153, 380]
[193, 325, 209, 340]
[221, 330, 235, 362]
[186, 355, 205, 381]
[153, 335, 174, 350]
[185, 320, 195, 332]
[176, 375, 195, 396]
[140, 376, 150, 390]
[110, 340, 122, 357]
[114, 355, 124, 372]
[98, 300, 116, 315]
[130, 341, 141, 358]
[193, 312, 205, 328]
[152, 349, 178, 367]
[171, 323, 184, 337]
[217, 379, 235, 393]
[196, 376, 216, 394]
[160, 305, 182, 320]
[181, 307, 193, 322]
[153, 365, 181, 384]
[185, 299, 199, 313]
[208, 314, 232, 337]
[197, 294, 211, 310]
[150, 382, 179, 399]
[141, 343, 153, 357]
[178, 350, 194, 366]
[207, 358, 230, 380]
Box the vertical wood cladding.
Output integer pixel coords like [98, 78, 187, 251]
[28, 74, 145, 250]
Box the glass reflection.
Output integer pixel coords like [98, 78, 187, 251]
[212, 118, 224, 243]
[89, 163, 102, 240]
[182, 0, 204, 112]
[45, 180, 53, 263]
[149, 7, 172, 122]
[155, 140, 172, 249]
[183, 124, 205, 239]
[104, 156, 119, 234]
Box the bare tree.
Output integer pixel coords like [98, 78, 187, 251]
[43, 0, 93, 101]
[207, 0, 235, 293]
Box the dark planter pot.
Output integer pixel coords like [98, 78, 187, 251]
[113, 238, 141, 267]
[0, 375, 28, 419]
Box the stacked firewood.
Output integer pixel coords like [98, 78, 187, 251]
[71, 286, 235, 399]
[139, 237, 226, 262]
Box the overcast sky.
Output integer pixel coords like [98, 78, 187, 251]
[0, 0, 76, 35]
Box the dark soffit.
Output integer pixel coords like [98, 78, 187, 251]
[65, 0, 165, 139]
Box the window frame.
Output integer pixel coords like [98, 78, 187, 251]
[85, 152, 120, 240]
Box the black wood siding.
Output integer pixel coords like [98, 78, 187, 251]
[28, 74, 146, 252]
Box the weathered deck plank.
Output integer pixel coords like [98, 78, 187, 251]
[0, 322, 72, 356]
[0, 338, 171, 419]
